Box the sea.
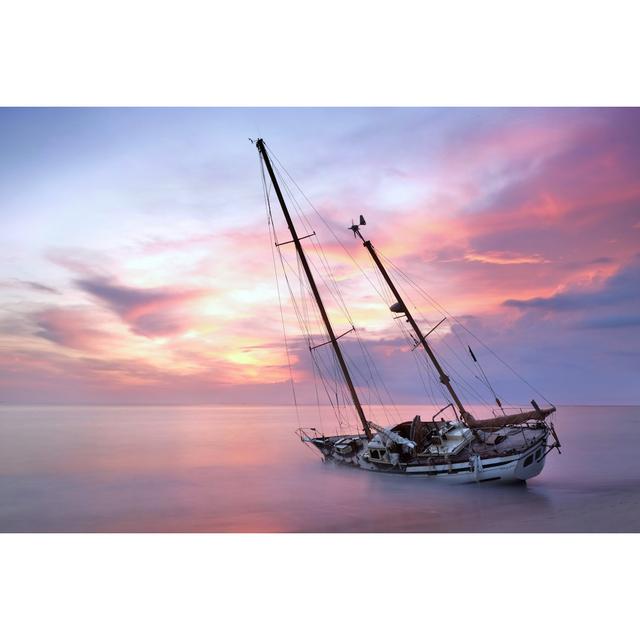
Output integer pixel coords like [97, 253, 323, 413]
[1, 404, 639, 532]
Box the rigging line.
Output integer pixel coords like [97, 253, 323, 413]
[413, 350, 433, 404]
[436, 315, 513, 410]
[271, 218, 349, 431]
[308, 329, 339, 408]
[308, 329, 341, 415]
[405, 324, 471, 410]
[277, 263, 340, 423]
[349, 335, 388, 424]
[278, 247, 331, 343]
[382, 256, 492, 411]
[340, 309, 402, 423]
[269, 148, 517, 414]
[350, 339, 375, 410]
[431, 322, 480, 379]
[313, 240, 405, 421]
[347, 327, 389, 409]
[377, 249, 555, 406]
[311, 350, 344, 429]
[272, 161, 315, 237]
[413, 339, 438, 408]
[373, 261, 394, 307]
[293, 240, 312, 340]
[343, 350, 371, 400]
[396, 316, 446, 410]
[262, 160, 301, 426]
[446, 319, 504, 389]
[351, 266, 418, 422]
[386, 289, 443, 412]
[266, 144, 389, 303]
[278, 251, 314, 337]
[448, 370, 491, 411]
[265, 145, 485, 423]
[407, 326, 439, 409]
[270, 224, 301, 424]
[395, 322, 428, 384]
[270, 163, 378, 431]
[314, 308, 350, 429]
[309, 244, 352, 323]
[312, 236, 356, 321]
[287, 216, 355, 330]
[428, 327, 496, 408]
[420, 348, 453, 409]
[427, 344, 494, 410]
[310, 344, 325, 433]
[390, 301, 476, 412]
[296, 252, 311, 349]
[304, 226, 356, 326]
[267, 150, 407, 426]
[303, 275, 349, 427]
[271, 161, 355, 323]
[450, 324, 508, 415]
[449, 324, 507, 408]
[356, 332, 402, 425]
[473, 354, 507, 415]
[422, 351, 439, 409]
[343, 346, 386, 420]
[401, 323, 441, 410]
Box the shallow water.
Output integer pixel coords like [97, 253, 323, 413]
[1, 404, 639, 532]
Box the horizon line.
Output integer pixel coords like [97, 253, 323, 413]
[1, 402, 638, 409]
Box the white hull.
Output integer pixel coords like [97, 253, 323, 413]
[307, 429, 551, 484]
[396, 440, 548, 484]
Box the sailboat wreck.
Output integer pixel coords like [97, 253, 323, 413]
[256, 138, 561, 483]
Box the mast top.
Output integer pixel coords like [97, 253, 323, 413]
[349, 215, 367, 241]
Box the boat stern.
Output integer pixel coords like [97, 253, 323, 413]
[513, 436, 549, 481]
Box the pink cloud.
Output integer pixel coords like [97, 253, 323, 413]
[463, 251, 549, 265]
[2, 108, 640, 405]
[34, 308, 114, 352]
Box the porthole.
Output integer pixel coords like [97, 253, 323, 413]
[535, 448, 543, 461]
[523, 454, 534, 467]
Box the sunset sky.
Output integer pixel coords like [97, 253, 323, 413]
[1, 107, 639, 406]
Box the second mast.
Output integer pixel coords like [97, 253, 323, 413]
[350, 218, 473, 424]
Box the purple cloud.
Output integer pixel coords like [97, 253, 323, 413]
[75, 277, 207, 337]
[504, 256, 640, 313]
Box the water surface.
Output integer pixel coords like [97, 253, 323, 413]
[1, 405, 639, 532]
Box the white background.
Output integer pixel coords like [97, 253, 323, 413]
[1, 1, 639, 639]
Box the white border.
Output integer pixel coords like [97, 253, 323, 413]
[1, 534, 637, 639]
[1, 1, 639, 105]
[1, 2, 639, 637]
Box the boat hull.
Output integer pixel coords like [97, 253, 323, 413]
[309, 433, 549, 484]
[402, 442, 548, 484]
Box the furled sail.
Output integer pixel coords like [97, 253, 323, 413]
[466, 406, 556, 431]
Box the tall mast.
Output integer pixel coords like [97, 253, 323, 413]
[350, 220, 473, 423]
[257, 139, 372, 439]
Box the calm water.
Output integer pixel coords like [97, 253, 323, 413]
[1, 404, 639, 532]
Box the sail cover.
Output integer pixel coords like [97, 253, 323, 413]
[466, 406, 556, 431]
